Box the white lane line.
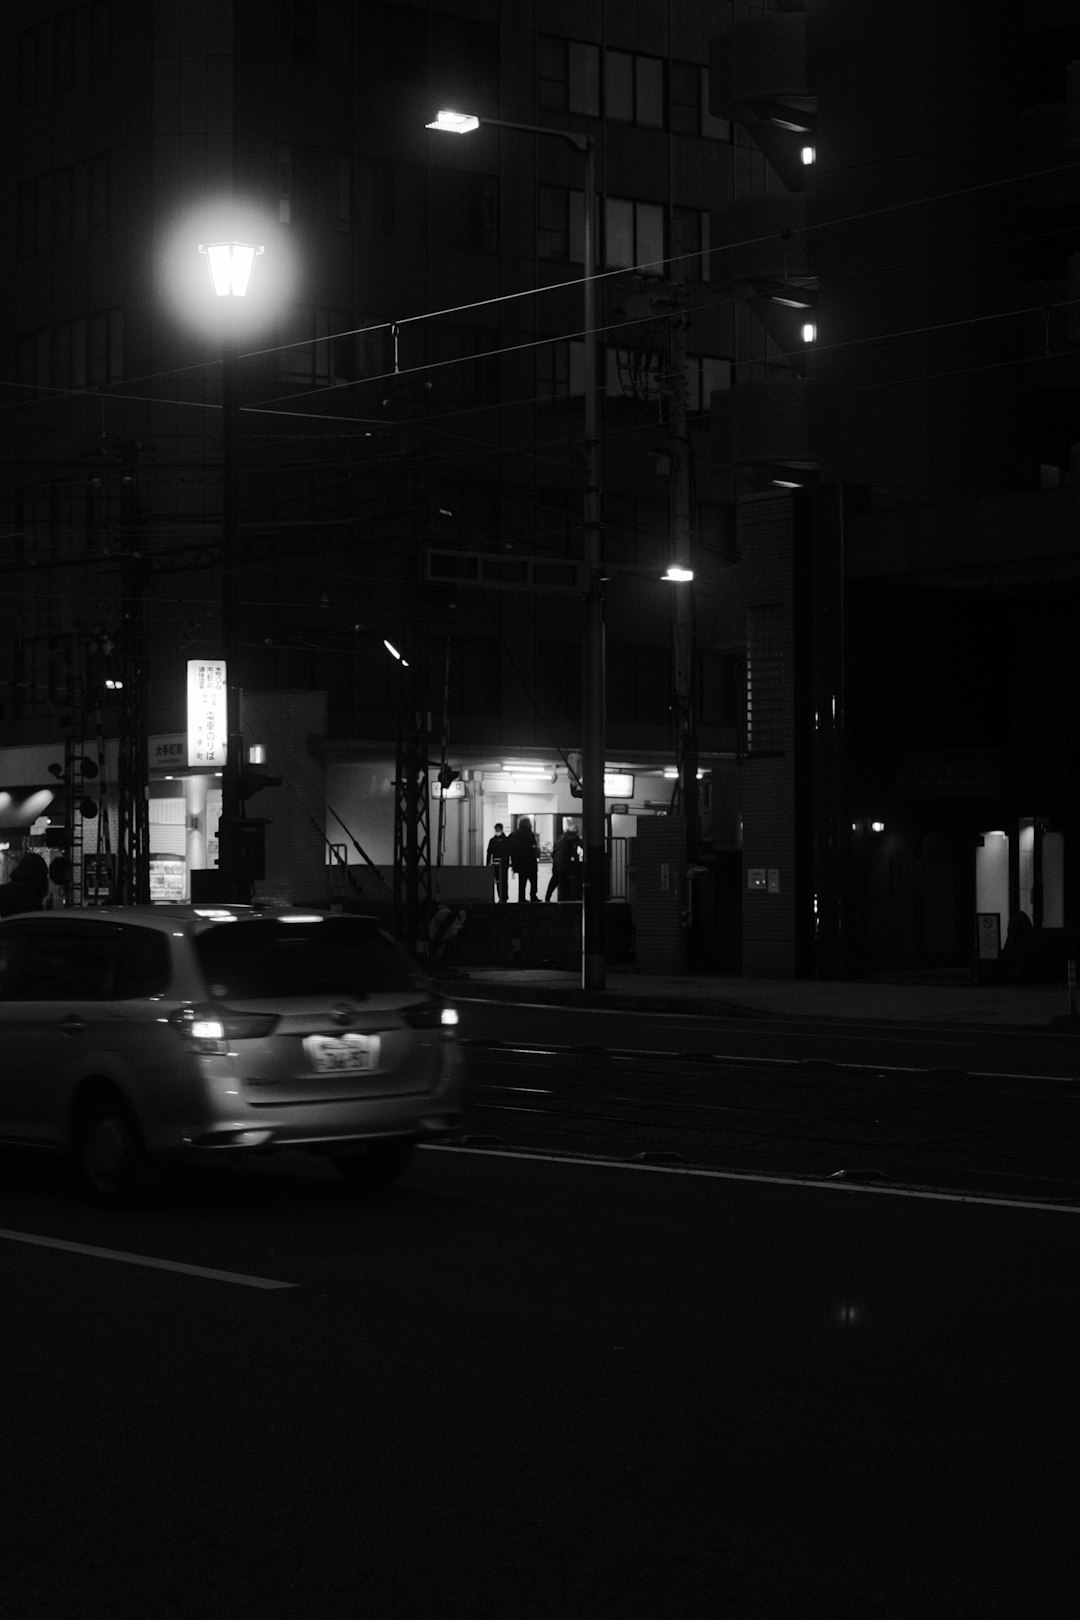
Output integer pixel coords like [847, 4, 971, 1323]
[422, 1143, 1080, 1215]
[0, 1228, 295, 1289]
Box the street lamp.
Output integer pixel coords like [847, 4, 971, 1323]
[199, 238, 263, 900]
[427, 109, 606, 989]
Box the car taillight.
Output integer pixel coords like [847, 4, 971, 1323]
[168, 1005, 279, 1053]
[402, 1000, 458, 1032]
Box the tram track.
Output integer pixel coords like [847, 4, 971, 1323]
[456, 1038, 1080, 1203]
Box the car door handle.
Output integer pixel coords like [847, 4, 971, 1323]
[59, 1016, 88, 1037]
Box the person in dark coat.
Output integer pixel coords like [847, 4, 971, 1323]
[508, 816, 539, 902]
[0, 852, 50, 917]
[545, 827, 581, 902]
[485, 822, 510, 903]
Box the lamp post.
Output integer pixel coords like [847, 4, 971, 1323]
[199, 239, 263, 900]
[427, 110, 606, 988]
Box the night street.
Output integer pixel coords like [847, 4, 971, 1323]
[454, 996, 1080, 1203]
[2, 1139, 1078, 1618]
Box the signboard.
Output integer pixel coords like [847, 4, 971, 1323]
[975, 913, 1001, 960]
[150, 735, 186, 774]
[187, 661, 227, 768]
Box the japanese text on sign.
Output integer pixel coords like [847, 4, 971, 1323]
[187, 660, 228, 768]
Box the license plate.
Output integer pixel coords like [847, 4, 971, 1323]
[304, 1034, 381, 1074]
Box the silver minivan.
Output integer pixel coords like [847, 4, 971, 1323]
[0, 904, 465, 1205]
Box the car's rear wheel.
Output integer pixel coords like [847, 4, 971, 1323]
[332, 1138, 415, 1188]
[73, 1089, 158, 1208]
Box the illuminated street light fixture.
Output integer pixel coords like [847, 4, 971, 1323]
[663, 565, 695, 583]
[425, 111, 480, 134]
[428, 106, 605, 989]
[199, 241, 264, 298]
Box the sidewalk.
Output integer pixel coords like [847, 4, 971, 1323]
[440, 965, 1080, 1031]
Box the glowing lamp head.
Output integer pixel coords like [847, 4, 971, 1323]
[199, 241, 264, 298]
[426, 109, 480, 134]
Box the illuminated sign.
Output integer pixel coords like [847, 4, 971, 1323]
[604, 772, 634, 798]
[187, 660, 228, 768]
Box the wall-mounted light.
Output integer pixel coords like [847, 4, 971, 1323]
[801, 146, 816, 166]
[801, 322, 817, 344]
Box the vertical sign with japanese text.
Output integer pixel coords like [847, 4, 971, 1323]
[187, 660, 228, 768]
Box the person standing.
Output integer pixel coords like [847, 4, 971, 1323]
[545, 826, 581, 902]
[485, 822, 510, 903]
[0, 852, 50, 917]
[508, 816, 539, 902]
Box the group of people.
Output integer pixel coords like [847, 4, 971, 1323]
[485, 818, 581, 904]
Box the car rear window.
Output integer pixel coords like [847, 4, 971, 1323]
[192, 918, 424, 1000]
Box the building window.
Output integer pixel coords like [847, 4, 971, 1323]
[280, 308, 357, 388]
[538, 339, 587, 404]
[745, 604, 785, 756]
[380, 160, 427, 243]
[605, 197, 665, 275]
[428, 325, 500, 404]
[537, 186, 585, 262]
[17, 309, 121, 393]
[430, 170, 498, 253]
[673, 207, 710, 282]
[281, 0, 352, 69]
[279, 145, 352, 231]
[605, 49, 664, 128]
[670, 61, 731, 140]
[17, 152, 119, 258]
[383, 6, 499, 103]
[537, 35, 600, 116]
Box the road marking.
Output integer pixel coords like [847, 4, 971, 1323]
[0, 1228, 296, 1289]
[423, 1143, 1080, 1215]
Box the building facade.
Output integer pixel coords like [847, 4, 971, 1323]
[2, 0, 1078, 978]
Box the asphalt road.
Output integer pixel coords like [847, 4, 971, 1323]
[1, 1144, 1078, 1618]
[453, 998, 1080, 1205]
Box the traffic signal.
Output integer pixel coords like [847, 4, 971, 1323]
[436, 763, 461, 792]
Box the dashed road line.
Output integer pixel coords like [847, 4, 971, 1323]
[0, 1228, 295, 1289]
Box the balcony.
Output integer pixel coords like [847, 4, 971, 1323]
[710, 13, 815, 190]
